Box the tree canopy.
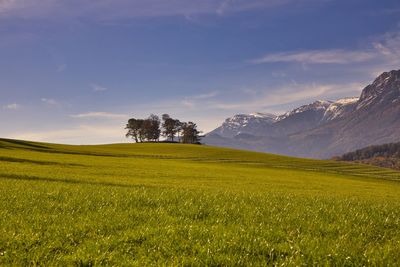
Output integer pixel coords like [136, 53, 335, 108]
[126, 114, 201, 144]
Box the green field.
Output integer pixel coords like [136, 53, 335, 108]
[1, 138, 400, 265]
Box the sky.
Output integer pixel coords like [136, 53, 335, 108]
[1, 0, 400, 144]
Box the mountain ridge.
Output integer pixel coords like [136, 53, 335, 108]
[204, 69, 400, 159]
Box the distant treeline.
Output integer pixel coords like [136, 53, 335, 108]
[126, 114, 201, 144]
[337, 142, 400, 161]
[335, 142, 400, 170]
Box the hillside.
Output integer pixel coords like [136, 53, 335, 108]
[337, 142, 400, 170]
[1, 138, 400, 265]
[204, 69, 400, 159]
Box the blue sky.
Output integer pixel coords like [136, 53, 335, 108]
[1, 0, 400, 144]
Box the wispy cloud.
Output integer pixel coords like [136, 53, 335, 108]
[338, 30, 400, 78]
[369, 30, 400, 74]
[3, 103, 20, 110]
[189, 91, 219, 99]
[250, 49, 376, 64]
[90, 83, 108, 92]
[215, 0, 311, 16]
[179, 91, 219, 109]
[41, 98, 59, 105]
[251, 29, 400, 68]
[143, 81, 364, 116]
[70, 112, 128, 119]
[0, 0, 55, 18]
[209, 82, 364, 112]
[0, 0, 314, 20]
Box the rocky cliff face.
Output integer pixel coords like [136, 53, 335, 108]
[204, 70, 400, 159]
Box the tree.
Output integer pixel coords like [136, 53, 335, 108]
[126, 114, 201, 144]
[125, 118, 144, 143]
[162, 113, 170, 122]
[175, 120, 183, 142]
[126, 115, 160, 142]
[143, 114, 161, 142]
[181, 121, 201, 144]
[161, 114, 180, 142]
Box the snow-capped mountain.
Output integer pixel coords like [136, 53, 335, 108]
[204, 69, 400, 159]
[209, 113, 278, 138]
[209, 98, 359, 139]
[278, 100, 332, 121]
[322, 97, 359, 121]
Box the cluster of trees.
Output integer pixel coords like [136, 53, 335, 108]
[334, 142, 400, 170]
[338, 142, 400, 161]
[126, 114, 202, 144]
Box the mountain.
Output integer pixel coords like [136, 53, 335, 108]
[209, 99, 358, 139]
[204, 69, 400, 159]
[210, 113, 278, 138]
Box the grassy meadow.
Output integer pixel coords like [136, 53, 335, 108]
[1, 138, 400, 265]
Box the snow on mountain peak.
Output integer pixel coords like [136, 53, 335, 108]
[333, 97, 359, 105]
[204, 69, 400, 158]
[279, 100, 332, 119]
[220, 97, 361, 133]
[323, 97, 359, 121]
[222, 113, 277, 130]
[249, 112, 278, 119]
[211, 70, 400, 138]
[209, 112, 280, 138]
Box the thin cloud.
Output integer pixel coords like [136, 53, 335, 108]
[3, 103, 20, 110]
[372, 31, 400, 65]
[359, 30, 400, 78]
[90, 83, 108, 92]
[250, 49, 376, 64]
[41, 98, 59, 105]
[271, 71, 287, 77]
[216, 0, 231, 15]
[70, 112, 128, 119]
[251, 29, 400, 68]
[190, 91, 219, 99]
[215, 0, 301, 15]
[143, 81, 364, 115]
[181, 99, 195, 108]
[210, 82, 364, 112]
[0, 0, 315, 20]
[179, 91, 219, 109]
[0, 0, 54, 18]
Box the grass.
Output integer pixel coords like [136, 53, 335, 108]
[1, 138, 400, 265]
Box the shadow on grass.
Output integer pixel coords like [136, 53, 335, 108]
[0, 139, 51, 149]
[0, 173, 150, 189]
[0, 140, 178, 159]
[0, 156, 85, 167]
